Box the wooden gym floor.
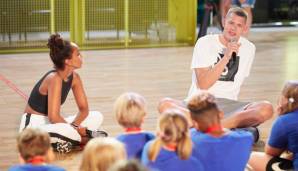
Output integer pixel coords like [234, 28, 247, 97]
[0, 28, 298, 170]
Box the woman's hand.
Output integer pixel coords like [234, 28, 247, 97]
[71, 123, 87, 137]
[76, 126, 87, 137]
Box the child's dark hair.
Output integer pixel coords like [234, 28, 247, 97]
[187, 91, 219, 120]
[279, 80, 298, 115]
[47, 34, 72, 70]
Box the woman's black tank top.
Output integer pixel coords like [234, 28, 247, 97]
[28, 70, 73, 115]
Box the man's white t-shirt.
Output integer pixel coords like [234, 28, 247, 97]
[186, 34, 255, 101]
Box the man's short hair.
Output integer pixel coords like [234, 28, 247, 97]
[17, 128, 51, 161]
[226, 7, 248, 22]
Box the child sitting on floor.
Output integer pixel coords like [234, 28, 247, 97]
[80, 137, 126, 171]
[114, 92, 155, 159]
[249, 80, 298, 171]
[9, 128, 65, 171]
[141, 110, 203, 171]
[188, 91, 253, 171]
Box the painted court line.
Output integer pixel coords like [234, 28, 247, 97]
[0, 73, 28, 101]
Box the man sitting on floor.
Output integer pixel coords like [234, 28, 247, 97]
[158, 7, 273, 131]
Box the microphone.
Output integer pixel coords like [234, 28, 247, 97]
[230, 38, 237, 62]
[232, 52, 236, 62]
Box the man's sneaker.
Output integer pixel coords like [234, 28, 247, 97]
[245, 126, 260, 143]
[253, 140, 265, 152]
[231, 126, 260, 143]
[53, 141, 73, 153]
[86, 129, 108, 138]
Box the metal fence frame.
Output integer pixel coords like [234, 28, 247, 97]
[0, 0, 197, 54]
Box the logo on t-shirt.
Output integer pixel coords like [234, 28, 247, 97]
[214, 53, 239, 81]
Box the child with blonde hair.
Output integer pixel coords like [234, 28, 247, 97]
[80, 137, 126, 171]
[249, 80, 298, 171]
[114, 92, 155, 159]
[108, 159, 149, 171]
[141, 110, 203, 171]
[9, 128, 65, 171]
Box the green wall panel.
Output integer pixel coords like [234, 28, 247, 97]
[0, 0, 196, 53]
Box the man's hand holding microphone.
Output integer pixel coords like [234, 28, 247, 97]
[225, 37, 241, 62]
